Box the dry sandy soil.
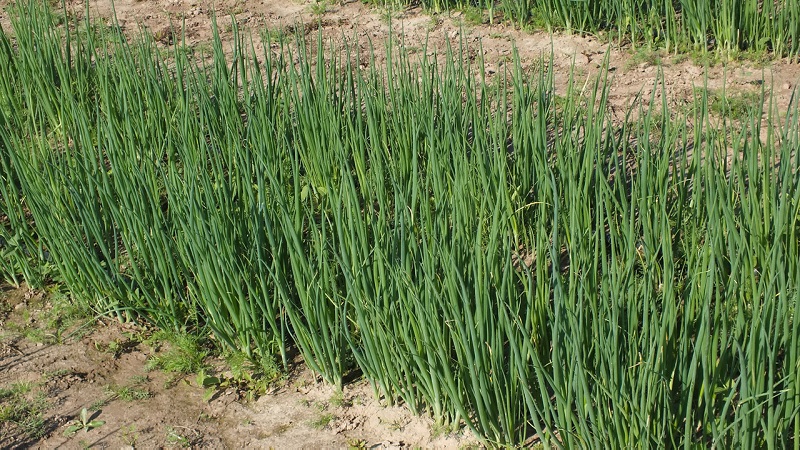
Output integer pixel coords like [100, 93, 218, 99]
[1, 284, 475, 449]
[1, 0, 799, 448]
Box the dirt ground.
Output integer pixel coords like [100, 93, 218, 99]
[1, 0, 800, 448]
[1, 284, 475, 449]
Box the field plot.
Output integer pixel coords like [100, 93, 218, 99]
[1, 0, 800, 448]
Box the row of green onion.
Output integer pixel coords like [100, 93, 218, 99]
[1, 3, 799, 446]
[370, 0, 800, 58]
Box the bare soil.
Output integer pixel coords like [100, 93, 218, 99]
[1, 284, 474, 449]
[1, 0, 799, 448]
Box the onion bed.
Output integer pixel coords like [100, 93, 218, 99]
[1, 3, 799, 447]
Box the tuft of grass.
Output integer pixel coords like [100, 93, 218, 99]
[329, 390, 351, 408]
[104, 378, 153, 402]
[309, 0, 328, 16]
[694, 87, 762, 120]
[625, 47, 665, 70]
[145, 332, 208, 375]
[260, 27, 289, 44]
[30, 289, 93, 344]
[460, 6, 485, 26]
[113, 385, 152, 401]
[310, 413, 336, 429]
[0, 382, 48, 442]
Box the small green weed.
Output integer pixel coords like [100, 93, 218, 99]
[121, 424, 139, 447]
[6, 289, 95, 345]
[94, 339, 122, 357]
[194, 350, 282, 402]
[310, 413, 335, 429]
[730, 49, 775, 67]
[386, 419, 406, 431]
[93, 332, 140, 358]
[260, 27, 289, 44]
[43, 368, 72, 380]
[690, 49, 719, 66]
[43, 290, 93, 341]
[166, 428, 189, 447]
[0, 382, 47, 441]
[347, 438, 367, 449]
[63, 408, 104, 436]
[460, 6, 485, 25]
[165, 425, 198, 447]
[695, 87, 762, 120]
[104, 381, 152, 401]
[625, 47, 664, 70]
[0, 381, 32, 400]
[309, 0, 327, 16]
[329, 390, 351, 408]
[145, 331, 208, 375]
